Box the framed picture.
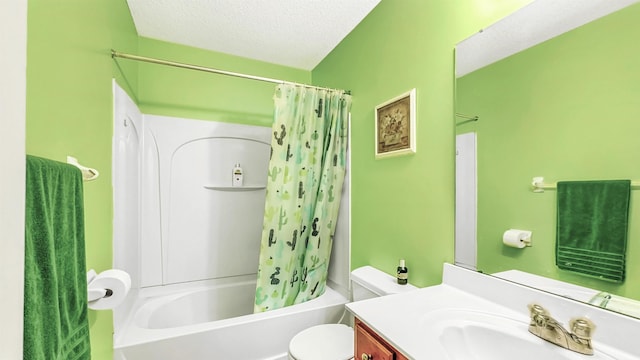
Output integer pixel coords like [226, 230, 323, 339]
[374, 88, 416, 159]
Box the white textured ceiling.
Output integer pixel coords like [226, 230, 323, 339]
[126, 0, 381, 70]
[456, 0, 640, 77]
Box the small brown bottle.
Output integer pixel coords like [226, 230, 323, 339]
[397, 259, 408, 285]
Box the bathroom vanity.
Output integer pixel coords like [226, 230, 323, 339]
[347, 264, 640, 359]
[355, 318, 408, 360]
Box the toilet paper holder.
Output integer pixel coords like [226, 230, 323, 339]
[520, 232, 532, 246]
[85, 268, 132, 310]
[88, 288, 113, 302]
[86, 269, 120, 302]
[87, 269, 109, 302]
[503, 229, 533, 248]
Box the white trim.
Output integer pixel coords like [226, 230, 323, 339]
[0, 0, 27, 358]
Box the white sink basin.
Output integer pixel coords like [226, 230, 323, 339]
[424, 309, 618, 360]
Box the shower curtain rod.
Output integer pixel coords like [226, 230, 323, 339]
[111, 50, 351, 95]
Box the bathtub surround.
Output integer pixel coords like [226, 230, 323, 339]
[112, 82, 272, 291]
[24, 156, 91, 360]
[255, 84, 352, 312]
[112, 82, 352, 359]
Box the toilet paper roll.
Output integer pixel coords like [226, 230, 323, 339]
[503, 229, 531, 249]
[87, 269, 131, 310]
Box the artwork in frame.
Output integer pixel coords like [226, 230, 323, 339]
[374, 88, 416, 159]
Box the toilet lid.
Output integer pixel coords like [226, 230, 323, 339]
[289, 324, 354, 360]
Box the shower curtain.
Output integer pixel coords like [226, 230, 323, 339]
[254, 84, 352, 312]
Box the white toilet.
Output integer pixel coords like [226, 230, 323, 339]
[287, 266, 418, 360]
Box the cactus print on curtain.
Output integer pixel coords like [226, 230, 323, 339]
[254, 84, 351, 312]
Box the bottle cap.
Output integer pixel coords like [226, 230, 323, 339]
[399, 259, 405, 268]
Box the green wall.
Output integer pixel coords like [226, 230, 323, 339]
[313, 0, 531, 287]
[26, 0, 137, 358]
[135, 37, 310, 126]
[24, 0, 532, 358]
[457, 4, 640, 299]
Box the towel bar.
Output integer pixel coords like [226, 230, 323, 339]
[67, 156, 99, 181]
[532, 177, 640, 193]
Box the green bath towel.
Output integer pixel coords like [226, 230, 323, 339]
[556, 180, 630, 282]
[24, 155, 91, 360]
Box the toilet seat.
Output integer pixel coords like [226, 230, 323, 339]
[288, 324, 354, 360]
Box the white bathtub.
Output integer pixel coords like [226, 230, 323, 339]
[114, 276, 349, 360]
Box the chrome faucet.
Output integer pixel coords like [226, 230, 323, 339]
[528, 303, 595, 355]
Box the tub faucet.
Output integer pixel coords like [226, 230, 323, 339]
[527, 303, 595, 355]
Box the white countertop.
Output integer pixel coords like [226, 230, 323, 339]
[346, 263, 640, 360]
[346, 284, 527, 359]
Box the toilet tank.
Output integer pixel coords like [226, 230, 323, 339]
[350, 266, 418, 301]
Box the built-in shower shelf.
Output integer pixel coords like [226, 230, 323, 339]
[203, 185, 266, 191]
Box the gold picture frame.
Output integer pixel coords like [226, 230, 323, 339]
[375, 88, 416, 159]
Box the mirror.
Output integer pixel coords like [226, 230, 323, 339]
[455, 0, 640, 318]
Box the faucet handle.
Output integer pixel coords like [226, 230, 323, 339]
[528, 303, 548, 316]
[529, 303, 549, 317]
[570, 317, 595, 339]
[528, 303, 552, 328]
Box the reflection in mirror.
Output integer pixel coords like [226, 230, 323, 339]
[455, 1, 640, 318]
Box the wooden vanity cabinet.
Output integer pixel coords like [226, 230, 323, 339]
[354, 318, 409, 360]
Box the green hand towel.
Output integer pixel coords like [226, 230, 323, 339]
[556, 180, 630, 282]
[24, 155, 91, 360]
